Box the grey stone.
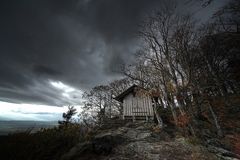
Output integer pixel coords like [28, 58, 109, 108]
[61, 122, 220, 160]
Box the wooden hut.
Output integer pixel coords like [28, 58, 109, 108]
[114, 85, 154, 121]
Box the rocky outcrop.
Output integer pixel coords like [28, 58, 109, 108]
[61, 122, 224, 160]
[204, 138, 240, 160]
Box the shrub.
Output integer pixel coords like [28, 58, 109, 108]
[176, 113, 190, 128]
[0, 123, 93, 160]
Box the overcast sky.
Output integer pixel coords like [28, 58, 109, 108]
[0, 0, 228, 121]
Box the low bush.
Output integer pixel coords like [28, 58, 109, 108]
[0, 123, 94, 160]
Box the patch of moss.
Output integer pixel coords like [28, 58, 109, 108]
[186, 137, 202, 145]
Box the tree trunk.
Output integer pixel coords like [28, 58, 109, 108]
[153, 98, 163, 128]
[207, 101, 223, 137]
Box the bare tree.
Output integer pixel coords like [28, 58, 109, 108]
[136, 3, 193, 126]
[82, 85, 111, 124]
[213, 0, 240, 32]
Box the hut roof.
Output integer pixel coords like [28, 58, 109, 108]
[114, 84, 145, 102]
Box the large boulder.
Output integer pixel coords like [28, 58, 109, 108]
[61, 122, 220, 160]
[92, 132, 126, 155]
[61, 129, 126, 160]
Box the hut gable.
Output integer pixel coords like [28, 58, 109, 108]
[114, 84, 138, 103]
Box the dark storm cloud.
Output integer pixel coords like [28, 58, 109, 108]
[0, 0, 226, 106]
[33, 65, 62, 76]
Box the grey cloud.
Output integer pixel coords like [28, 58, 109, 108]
[33, 65, 62, 76]
[0, 0, 227, 106]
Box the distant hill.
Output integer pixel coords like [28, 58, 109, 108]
[0, 120, 58, 135]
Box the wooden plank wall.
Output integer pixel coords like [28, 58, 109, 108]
[123, 93, 154, 117]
